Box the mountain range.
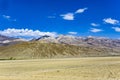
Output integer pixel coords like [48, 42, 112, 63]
[0, 34, 120, 59]
[33, 35, 120, 48]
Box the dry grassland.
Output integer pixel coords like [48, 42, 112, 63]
[0, 57, 120, 80]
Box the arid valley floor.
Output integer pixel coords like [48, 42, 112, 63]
[0, 57, 120, 80]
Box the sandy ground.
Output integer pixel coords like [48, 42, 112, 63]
[0, 57, 120, 80]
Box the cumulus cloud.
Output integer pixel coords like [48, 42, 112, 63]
[90, 28, 102, 33]
[103, 18, 119, 25]
[91, 23, 100, 27]
[60, 7, 88, 20]
[60, 13, 74, 20]
[68, 32, 77, 35]
[0, 28, 57, 39]
[112, 27, 120, 32]
[75, 8, 88, 14]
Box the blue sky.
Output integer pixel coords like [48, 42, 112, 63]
[0, 0, 120, 39]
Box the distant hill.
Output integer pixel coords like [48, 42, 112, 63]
[0, 34, 15, 41]
[0, 34, 27, 46]
[0, 41, 120, 59]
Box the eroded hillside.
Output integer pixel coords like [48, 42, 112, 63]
[0, 41, 120, 59]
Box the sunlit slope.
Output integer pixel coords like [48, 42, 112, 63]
[0, 41, 119, 59]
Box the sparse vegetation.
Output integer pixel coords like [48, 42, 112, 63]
[0, 57, 16, 60]
[9, 57, 16, 60]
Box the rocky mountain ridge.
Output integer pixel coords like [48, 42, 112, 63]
[34, 35, 120, 48]
[1, 34, 120, 49]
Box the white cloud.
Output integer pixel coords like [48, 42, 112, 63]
[90, 28, 102, 33]
[0, 28, 57, 39]
[2, 15, 11, 19]
[112, 27, 120, 32]
[103, 18, 119, 25]
[60, 7, 88, 20]
[91, 23, 100, 27]
[60, 13, 74, 20]
[68, 32, 77, 35]
[75, 8, 87, 14]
